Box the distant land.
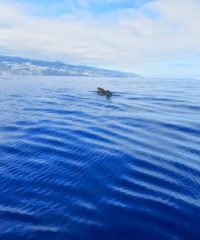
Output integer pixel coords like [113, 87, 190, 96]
[0, 55, 140, 77]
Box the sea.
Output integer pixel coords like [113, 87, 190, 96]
[0, 76, 200, 240]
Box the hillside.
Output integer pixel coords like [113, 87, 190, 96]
[0, 55, 139, 77]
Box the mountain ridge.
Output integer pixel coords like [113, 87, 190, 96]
[0, 55, 140, 77]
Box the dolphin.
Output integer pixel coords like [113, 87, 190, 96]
[96, 87, 112, 97]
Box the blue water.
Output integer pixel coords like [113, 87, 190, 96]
[0, 76, 200, 240]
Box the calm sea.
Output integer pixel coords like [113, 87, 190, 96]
[0, 76, 200, 240]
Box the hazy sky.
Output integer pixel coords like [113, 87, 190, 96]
[0, 0, 200, 77]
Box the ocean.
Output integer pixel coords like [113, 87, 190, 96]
[0, 76, 200, 240]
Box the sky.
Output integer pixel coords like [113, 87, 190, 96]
[0, 0, 200, 78]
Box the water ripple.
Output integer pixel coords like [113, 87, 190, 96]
[0, 77, 200, 239]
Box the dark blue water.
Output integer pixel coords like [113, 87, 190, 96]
[0, 76, 200, 240]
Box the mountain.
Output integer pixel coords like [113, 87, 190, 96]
[0, 55, 139, 77]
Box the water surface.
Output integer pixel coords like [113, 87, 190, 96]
[0, 76, 200, 240]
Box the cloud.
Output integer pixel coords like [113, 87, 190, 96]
[0, 0, 200, 77]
